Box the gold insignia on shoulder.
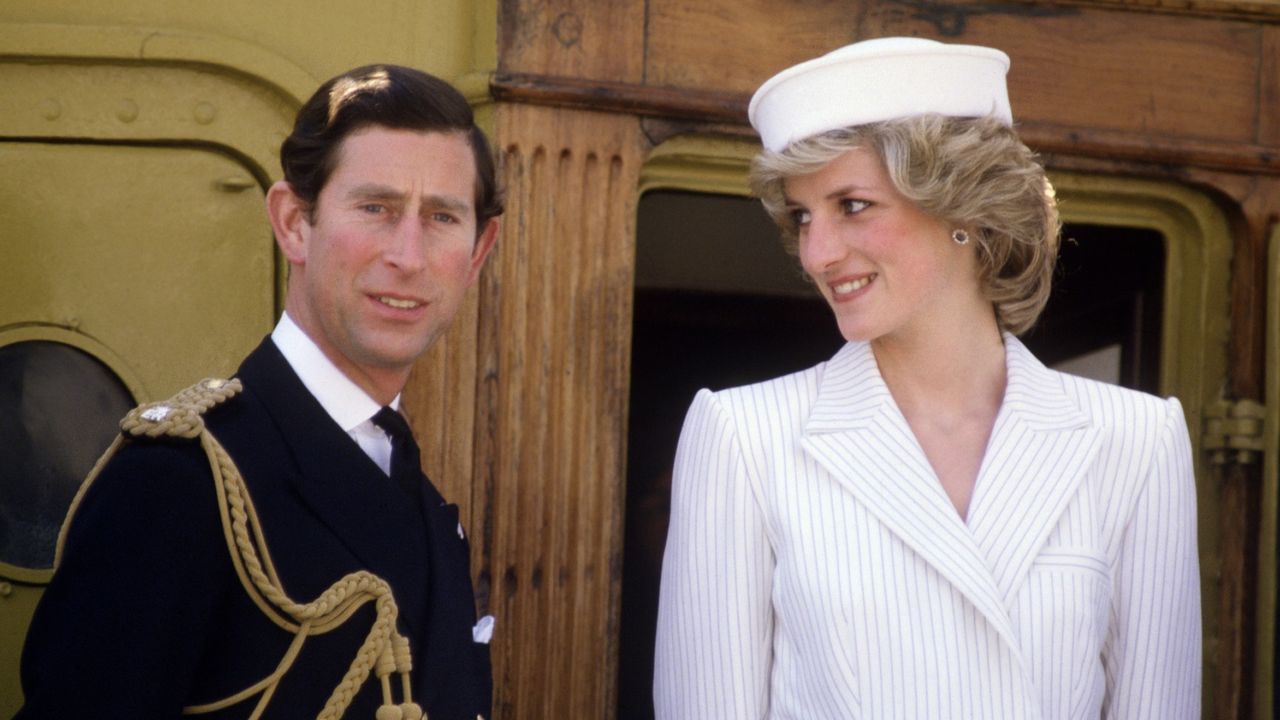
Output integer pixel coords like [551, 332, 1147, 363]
[120, 377, 242, 441]
[140, 405, 171, 422]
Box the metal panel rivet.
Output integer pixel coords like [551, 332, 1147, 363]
[194, 102, 217, 125]
[39, 99, 62, 120]
[117, 99, 139, 123]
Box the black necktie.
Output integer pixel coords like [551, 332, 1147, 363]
[371, 406, 423, 507]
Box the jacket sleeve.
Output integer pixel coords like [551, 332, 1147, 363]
[653, 389, 774, 719]
[1102, 397, 1202, 718]
[16, 440, 231, 717]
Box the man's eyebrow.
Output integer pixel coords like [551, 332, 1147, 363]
[346, 184, 471, 212]
[421, 194, 472, 213]
[347, 183, 405, 202]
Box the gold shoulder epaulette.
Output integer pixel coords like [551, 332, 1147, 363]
[119, 377, 242, 441]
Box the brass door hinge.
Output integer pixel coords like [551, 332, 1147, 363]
[1202, 398, 1266, 465]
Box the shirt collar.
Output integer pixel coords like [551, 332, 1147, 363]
[270, 312, 399, 433]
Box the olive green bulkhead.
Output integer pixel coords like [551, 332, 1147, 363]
[0, 4, 495, 713]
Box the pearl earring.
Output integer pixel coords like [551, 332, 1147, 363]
[951, 229, 970, 245]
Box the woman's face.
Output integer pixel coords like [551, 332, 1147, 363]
[784, 146, 982, 345]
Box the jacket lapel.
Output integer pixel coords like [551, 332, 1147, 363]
[235, 340, 430, 634]
[965, 336, 1101, 606]
[799, 342, 1027, 661]
[415, 500, 480, 710]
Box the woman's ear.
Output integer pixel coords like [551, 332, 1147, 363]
[266, 181, 311, 265]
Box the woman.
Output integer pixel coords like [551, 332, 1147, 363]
[653, 37, 1200, 719]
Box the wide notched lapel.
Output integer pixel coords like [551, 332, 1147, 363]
[799, 342, 1029, 667]
[234, 341, 430, 634]
[965, 336, 1100, 606]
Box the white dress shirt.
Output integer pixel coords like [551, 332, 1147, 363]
[271, 312, 396, 476]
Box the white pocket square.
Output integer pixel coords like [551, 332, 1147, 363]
[473, 615, 495, 644]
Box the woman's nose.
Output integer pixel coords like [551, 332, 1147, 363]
[800, 214, 845, 273]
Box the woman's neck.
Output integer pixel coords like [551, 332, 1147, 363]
[871, 315, 1008, 424]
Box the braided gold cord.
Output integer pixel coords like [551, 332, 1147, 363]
[195, 389, 418, 719]
[56, 377, 422, 720]
[55, 379, 242, 566]
[182, 622, 310, 717]
[53, 434, 124, 568]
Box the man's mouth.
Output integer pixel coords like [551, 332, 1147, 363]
[378, 296, 422, 310]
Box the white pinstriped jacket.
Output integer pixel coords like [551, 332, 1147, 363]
[654, 336, 1201, 719]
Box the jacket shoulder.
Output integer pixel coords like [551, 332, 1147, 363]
[684, 357, 830, 458]
[1055, 370, 1179, 428]
[712, 357, 827, 409]
[1052, 371, 1188, 487]
[56, 377, 243, 564]
[119, 377, 243, 442]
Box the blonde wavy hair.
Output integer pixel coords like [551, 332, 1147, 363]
[749, 115, 1060, 336]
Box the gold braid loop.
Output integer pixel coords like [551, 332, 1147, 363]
[57, 377, 422, 720]
[193, 388, 422, 720]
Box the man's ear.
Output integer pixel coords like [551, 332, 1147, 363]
[266, 181, 311, 265]
[466, 218, 500, 287]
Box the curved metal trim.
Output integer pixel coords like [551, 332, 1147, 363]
[0, 324, 149, 402]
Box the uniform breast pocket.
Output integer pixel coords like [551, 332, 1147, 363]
[1017, 547, 1113, 707]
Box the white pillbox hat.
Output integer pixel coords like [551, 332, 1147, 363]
[748, 37, 1013, 153]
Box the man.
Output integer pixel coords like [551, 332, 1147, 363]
[17, 64, 500, 719]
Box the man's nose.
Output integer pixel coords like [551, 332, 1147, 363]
[384, 217, 428, 271]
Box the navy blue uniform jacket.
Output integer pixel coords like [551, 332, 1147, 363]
[17, 338, 492, 719]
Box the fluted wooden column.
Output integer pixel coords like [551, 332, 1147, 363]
[402, 288, 483, 526]
[473, 102, 645, 719]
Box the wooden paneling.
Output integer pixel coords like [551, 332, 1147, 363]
[1032, 0, 1280, 21]
[957, 13, 1259, 142]
[490, 3, 1280, 719]
[499, 0, 645, 82]
[476, 102, 644, 719]
[1262, 25, 1280, 146]
[646, 0, 1264, 143]
[401, 288, 483, 533]
[645, 1, 849, 90]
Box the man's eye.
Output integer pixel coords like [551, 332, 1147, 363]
[432, 212, 459, 224]
[789, 208, 811, 226]
[841, 198, 870, 215]
[360, 204, 387, 215]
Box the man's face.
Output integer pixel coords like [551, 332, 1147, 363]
[277, 126, 497, 400]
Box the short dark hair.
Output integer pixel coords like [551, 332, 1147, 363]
[281, 64, 503, 228]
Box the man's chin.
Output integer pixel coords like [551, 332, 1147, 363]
[361, 337, 438, 371]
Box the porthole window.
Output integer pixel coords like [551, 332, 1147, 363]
[0, 340, 133, 570]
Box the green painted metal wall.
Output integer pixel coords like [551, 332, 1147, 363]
[0, 4, 496, 713]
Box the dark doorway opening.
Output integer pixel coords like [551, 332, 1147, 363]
[1023, 224, 1165, 394]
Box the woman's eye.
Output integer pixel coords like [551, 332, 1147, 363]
[789, 208, 811, 226]
[841, 198, 870, 215]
